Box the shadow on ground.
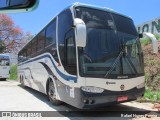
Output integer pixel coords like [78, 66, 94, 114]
[18, 84, 154, 119]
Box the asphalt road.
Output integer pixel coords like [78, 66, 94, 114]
[0, 80, 159, 120]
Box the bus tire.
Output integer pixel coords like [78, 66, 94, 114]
[20, 75, 25, 87]
[48, 79, 62, 106]
[20, 75, 22, 82]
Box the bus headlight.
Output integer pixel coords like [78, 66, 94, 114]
[136, 82, 145, 89]
[81, 86, 104, 93]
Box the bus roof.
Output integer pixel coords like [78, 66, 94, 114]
[0, 54, 10, 59]
[71, 2, 131, 19]
[0, 54, 9, 57]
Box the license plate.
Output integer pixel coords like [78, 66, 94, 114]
[117, 96, 128, 102]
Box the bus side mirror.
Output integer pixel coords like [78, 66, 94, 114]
[139, 33, 143, 38]
[0, 0, 39, 13]
[74, 18, 86, 47]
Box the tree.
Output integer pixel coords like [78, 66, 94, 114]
[19, 32, 33, 49]
[0, 14, 31, 54]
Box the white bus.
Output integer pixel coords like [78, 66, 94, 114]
[18, 3, 145, 109]
[0, 54, 10, 80]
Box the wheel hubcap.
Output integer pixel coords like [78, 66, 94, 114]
[49, 82, 56, 100]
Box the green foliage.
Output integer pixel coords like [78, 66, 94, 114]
[144, 90, 153, 100]
[149, 60, 154, 66]
[144, 73, 149, 82]
[144, 90, 160, 101]
[0, 41, 6, 53]
[10, 65, 17, 80]
[157, 92, 160, 100]
[140, 37, 151, 45]
[154, 34, 160, 40]
[140, 34, 160, 46]
[158, 60, 160, 66]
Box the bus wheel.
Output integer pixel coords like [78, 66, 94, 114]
[48, 80, 62, 105]
[20, 76, 25, 87]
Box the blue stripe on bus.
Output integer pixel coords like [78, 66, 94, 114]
[18, 54, 77, 82]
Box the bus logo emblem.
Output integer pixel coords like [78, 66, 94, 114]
[120, 84, 125, 90]
[106, 81, 116, 85]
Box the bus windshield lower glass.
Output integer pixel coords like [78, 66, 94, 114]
[0, 58, 9, 66]
[76, 7, 144, 78]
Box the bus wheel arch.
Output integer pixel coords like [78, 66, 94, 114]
[46, 77, 62, 105]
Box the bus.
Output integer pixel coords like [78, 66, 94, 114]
[0, 54, 10, 80]
[18, 3, 145, 109]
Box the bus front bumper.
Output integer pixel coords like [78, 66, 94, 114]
[0, 74, 9, 79]
[78, 87, 145, 109]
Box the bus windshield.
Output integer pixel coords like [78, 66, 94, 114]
[75, 7, 144, 79]
[0, 57, 10, 66]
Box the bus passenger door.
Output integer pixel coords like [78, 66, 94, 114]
[64, 29, 77, 76]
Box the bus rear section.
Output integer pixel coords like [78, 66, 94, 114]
[0, 55, 10, 80]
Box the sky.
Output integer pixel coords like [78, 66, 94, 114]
[7, 0, 160, 35]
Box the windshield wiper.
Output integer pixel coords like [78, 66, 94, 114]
[125, 55, 138, 75]
[104, 42, 138, 78]
[104, 49, 124, 78]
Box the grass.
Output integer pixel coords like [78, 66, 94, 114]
[9, 64, 18, 80]
[140, 37, 151, 45]
[144, 89, 160, 101]
[154, 34, 160, 40]
[140, 34, 160, 46]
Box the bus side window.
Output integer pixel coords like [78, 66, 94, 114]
[32, 37, 38, 55]
[46, 19, 56, 47]
[27, 43, 32, 58]
[37, 30, 45, 51]
[18, 52, 21, 62]
[64, 29, 77, 75]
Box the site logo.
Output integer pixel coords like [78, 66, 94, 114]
[2, 112, 11, 117]
[1, 112, 42, 117]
